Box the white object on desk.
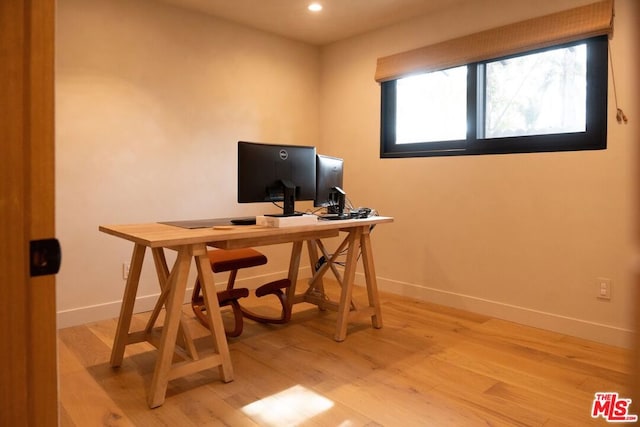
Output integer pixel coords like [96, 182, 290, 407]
[256, 214, 318, 227]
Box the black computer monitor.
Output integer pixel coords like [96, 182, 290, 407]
[237, 141, 316, 216]
[314, 154, 346, 216]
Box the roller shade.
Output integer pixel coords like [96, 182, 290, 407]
[375, 0, 614, 83]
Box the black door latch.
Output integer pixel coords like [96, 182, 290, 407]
[30, 238, 61, 277]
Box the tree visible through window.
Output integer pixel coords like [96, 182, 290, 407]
[485, 43, 586, 138]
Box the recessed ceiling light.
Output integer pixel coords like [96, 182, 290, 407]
[308, 3, 323, 12]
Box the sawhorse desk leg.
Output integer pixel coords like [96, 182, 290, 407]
[360, 227, 383, 329]
[334, 227, 362, 341]
[285, 225, 384, 342]
[147, 244, 234, 408]
[110, 243, 146, 368]
[147, 245, 192, 408]
[110, 243, 234, 409]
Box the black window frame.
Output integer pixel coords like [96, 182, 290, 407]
[380, 35, 608, 158]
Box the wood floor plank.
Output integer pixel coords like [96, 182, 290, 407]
[58, 338, 136, 427]
[58, 285, 632, 426]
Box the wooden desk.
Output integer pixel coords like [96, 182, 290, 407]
[99, 216, 392, 407]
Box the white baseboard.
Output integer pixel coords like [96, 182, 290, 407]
[371, 274, 634, 349]
[56, 270, 301, 329]
[57, 268, 633, 349]
[57, 294, 161, 329]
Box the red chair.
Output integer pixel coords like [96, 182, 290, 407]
[191, 248, 292, 337]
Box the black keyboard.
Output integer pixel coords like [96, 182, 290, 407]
[319, 214, 349, 221]
[230, 216, 256, 225]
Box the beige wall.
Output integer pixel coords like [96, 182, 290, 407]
[319, 0, 639, 347]
[55, 0, 320, 325]
[56, 0, 639, 347]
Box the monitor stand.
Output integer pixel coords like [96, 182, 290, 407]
[320, 187, 348, 220]
[265, 179, 303, 217]
[327, 187, 346, 216]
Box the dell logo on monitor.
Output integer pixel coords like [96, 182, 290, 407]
[279, 149, 289, 160]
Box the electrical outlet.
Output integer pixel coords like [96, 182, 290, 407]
[596, 277, 612, 300]
[122, 262, 130, 280]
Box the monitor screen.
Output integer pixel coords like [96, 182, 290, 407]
[314, 154, 345, 215]
[237, 141, 316, 216]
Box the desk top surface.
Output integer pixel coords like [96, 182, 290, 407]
[99, 216, 393, 249]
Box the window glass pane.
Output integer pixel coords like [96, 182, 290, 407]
[485, 43, 587, 138]
[396, 66, 467, 144]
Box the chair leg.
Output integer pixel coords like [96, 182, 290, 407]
[191, 279, 208, 329]
[240, 278, 292, 324]
[226, 269, 238, 290]
[217, 289, 249, 337]
[191, 278, 249, 337]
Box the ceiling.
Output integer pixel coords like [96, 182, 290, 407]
[158, 0, 467, 45]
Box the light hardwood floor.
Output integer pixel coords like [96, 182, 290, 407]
[58, 283, 631, 426]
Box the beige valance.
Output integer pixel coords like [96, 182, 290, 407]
[375, 0, 614, 83]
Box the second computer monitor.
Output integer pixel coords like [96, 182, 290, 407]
[314, 154, 345, 215]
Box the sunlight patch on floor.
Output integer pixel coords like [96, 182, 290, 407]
[242, 384, 335, 426]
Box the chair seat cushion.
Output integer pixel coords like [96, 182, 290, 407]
[207, 248, 267, 272]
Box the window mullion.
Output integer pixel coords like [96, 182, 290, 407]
[466, 63, 479, 145]
[475, 63, 486, 140]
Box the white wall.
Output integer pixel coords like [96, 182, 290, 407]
[55, 0, 321, 326]
[319, 0, 639, 347]
[56, 0, 639, 348]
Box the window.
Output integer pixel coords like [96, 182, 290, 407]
[484, 43, 587, 138]
[380, 35, 608, 158]
[395, 66, 467, 144]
